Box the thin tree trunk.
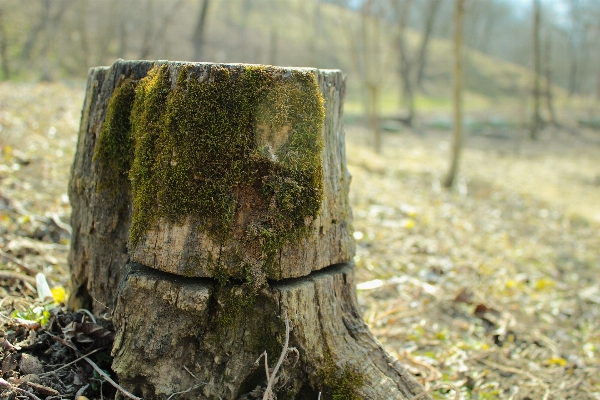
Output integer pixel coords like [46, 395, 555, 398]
[149, 0, 184, 60]
[95, 0, 117, 66]
[75, 0, 90, 71]
[0, 7, 9, 80]
[310, 0, 322, 67]
[21, 0, 50, 62]
[530, 0, 542, 140]
[139, 0, 155, 59]
[396, 0, 415, 127]
[269, 29, 277, 65]
[192, 0, 210, 61]
[368, 83, 381, 154]
[38, 0, 67, 81]
[356, 0, 383, 153]
[597, 64, 600, 101]
[117, 0, 130, 57]
[543, 32, 558, 126]
[416, 0, 442, 90]
[443, 0, 465, 189]
[139, 0, 182, 60]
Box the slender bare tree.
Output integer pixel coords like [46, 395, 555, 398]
[393, 0, 416, 127]
[0, 6, 9, 80]
[530, 0, 542, 140]
[443, 0, 465, 189]
[415, 0, 442, 90]
[192, 0, 211, 61]
[543, 31, 558, 126]
[140, 0, 184, 60]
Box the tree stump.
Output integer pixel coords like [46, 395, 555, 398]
[68, 60, 354, 313]
[68, 60, 430, 399]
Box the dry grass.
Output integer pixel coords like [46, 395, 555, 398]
[348, 124, 600, 399]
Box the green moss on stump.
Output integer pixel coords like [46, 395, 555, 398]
[317, 358, 365, 400]
[94, 63, 326, 279]
[93, 76, 136, 192]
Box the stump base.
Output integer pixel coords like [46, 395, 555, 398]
[112, 262, 428, 399]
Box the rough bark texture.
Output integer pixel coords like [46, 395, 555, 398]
[68, 60, 158, 313]
[112, 262, 429, 400]
[68, 60, 354, 314]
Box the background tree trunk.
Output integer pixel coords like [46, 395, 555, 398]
[0, 7, 9, 80]
[416, 0, 442, 90]
[192, 0, 211, 61]
[70, 60, 430, 399]
[530, 0, 542, 140]
[543, 32, 558, 126]
[395, 0, 415, 127]
[443, 0, 465, 188]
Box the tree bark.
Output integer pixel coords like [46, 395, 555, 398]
[68, 60, 158, 313]
[70, 60, 430, 399]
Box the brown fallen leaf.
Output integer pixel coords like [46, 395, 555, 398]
[24, 381, 59, 396]
[454, 287, 474, 304]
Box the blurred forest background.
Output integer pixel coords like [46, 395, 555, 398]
[1, 0, 600, 399]
[2, 0, 600, 121]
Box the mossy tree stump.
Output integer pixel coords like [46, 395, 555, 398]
[69, 60, 430, 399]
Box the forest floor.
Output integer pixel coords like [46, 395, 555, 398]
[0, 81, 599, 399]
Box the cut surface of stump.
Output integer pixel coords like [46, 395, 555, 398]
[112, 262, 428, 400]
[69, 60, 353, 312]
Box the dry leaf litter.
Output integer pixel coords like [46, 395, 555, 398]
[0, 81, 599, 399]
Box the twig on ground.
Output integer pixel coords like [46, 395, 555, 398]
[183, 365, 199, 380]
[39, 348, 102, 377]
[0, 271, 37, 285]
[0, 377, 43, 400]
[83, 356, 141, 400]
[74, 384, 90, 399]
[478, 358, 548, 390]
[168, 366, 208, 399]
[47, 333, 141, 400]
[256, 351, 270, 383]
[257, 312, 294, 400]
[166, 382, 206, 400]
[0, 249, 37, 276]
[410, 383, 460, 400]
[76, 308, 97, 324]
[24, 381, 59, 396]
[0, 337, 19, 351]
